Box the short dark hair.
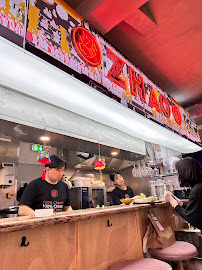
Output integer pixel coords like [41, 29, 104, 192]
[175, 157, 202, 187]
[110, 172, 119, 181]
[45, 155, 67, 169]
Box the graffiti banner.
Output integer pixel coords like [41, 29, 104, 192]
[26, 0, 201, 144]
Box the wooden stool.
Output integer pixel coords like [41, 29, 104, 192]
[150, 241, 198, 270]
[110, 258, 172, 270]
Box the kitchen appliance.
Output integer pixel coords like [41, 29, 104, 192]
[0, 162, 15, 185]
[69, 187, 107, 210]
[62, 170, 80, 188]
[174, 189, 191, 199]
[0, 206, 18, 218]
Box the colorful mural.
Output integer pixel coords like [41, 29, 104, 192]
[0, 0, 25, 38]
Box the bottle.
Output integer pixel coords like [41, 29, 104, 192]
[149, 180, 156, 197]
[156, 178, 164, 200]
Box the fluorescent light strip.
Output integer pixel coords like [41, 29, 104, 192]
[0, 37, 201, 154]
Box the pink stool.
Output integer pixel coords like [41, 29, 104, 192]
[150, 241, 198, 270]
[110, 258, 171, 270]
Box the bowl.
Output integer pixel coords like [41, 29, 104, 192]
[120, 198, 134, 205]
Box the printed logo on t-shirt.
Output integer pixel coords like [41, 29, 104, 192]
[43, 200, 64, 212]
[51, 189, 58, 198]
[125, 194, 130, 198]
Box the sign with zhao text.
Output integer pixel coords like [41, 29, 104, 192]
[13, 0, 200, 144]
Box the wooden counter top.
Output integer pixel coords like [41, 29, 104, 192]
[0, 202, 172, 270]
[0, 202, 168, 234]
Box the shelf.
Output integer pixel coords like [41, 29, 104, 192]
[150, 173, 178, 178]
[161, 173, 178, 177]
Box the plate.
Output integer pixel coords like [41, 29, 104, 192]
[133, 200, 162, 205]
[134, 196, 158, 203]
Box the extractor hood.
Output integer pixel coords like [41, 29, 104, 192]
[66, 150, 136, 172]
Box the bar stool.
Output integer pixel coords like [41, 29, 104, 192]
[110, 258, 172, 270]
[150, 241, 198, 270]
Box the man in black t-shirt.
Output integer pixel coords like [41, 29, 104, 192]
[19, 155, 72, 216]
[110, 173, 139, 205]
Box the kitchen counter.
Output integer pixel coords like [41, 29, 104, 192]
[0, 202, 168, 234]
[0, 202, 172, 270]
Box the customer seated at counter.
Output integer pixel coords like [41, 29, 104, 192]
[110, 173, 139, 205]
[18, 155, 72, 216]
[164, 157, 202, 230]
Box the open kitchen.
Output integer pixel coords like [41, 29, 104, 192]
[0, 114, 201, 270]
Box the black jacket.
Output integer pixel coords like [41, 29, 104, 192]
[175, 183, 202, 230]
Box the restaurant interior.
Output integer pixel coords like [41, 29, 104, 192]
[0, 0, 202, 269]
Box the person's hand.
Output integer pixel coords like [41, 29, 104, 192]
[170, 192, 183, 206]
[164, 191, 178, 208]
[164, 191, 173, 202]
[166, 191, 183, 206]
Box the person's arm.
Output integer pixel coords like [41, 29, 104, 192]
[174, 188, 200, 226]
[164, 191, 178, 208]
[181, 203, 187, 209]
[111, 190, 122, 205]
[63, 185, 73, 211]
[63, 205, 73, 211]
[19, 181, 37, 216]
[170, 192, 185, 207]
[18, 205, 35, 216]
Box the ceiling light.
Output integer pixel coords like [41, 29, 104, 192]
[0, 137, 11, 142]
[111, 148, 120, 156]
[111, 151, 118, 156]
[39, 136, 50, 141]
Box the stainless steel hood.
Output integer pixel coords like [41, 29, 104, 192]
[67, 151, 143, 172]
[0, 119, 145, 172]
